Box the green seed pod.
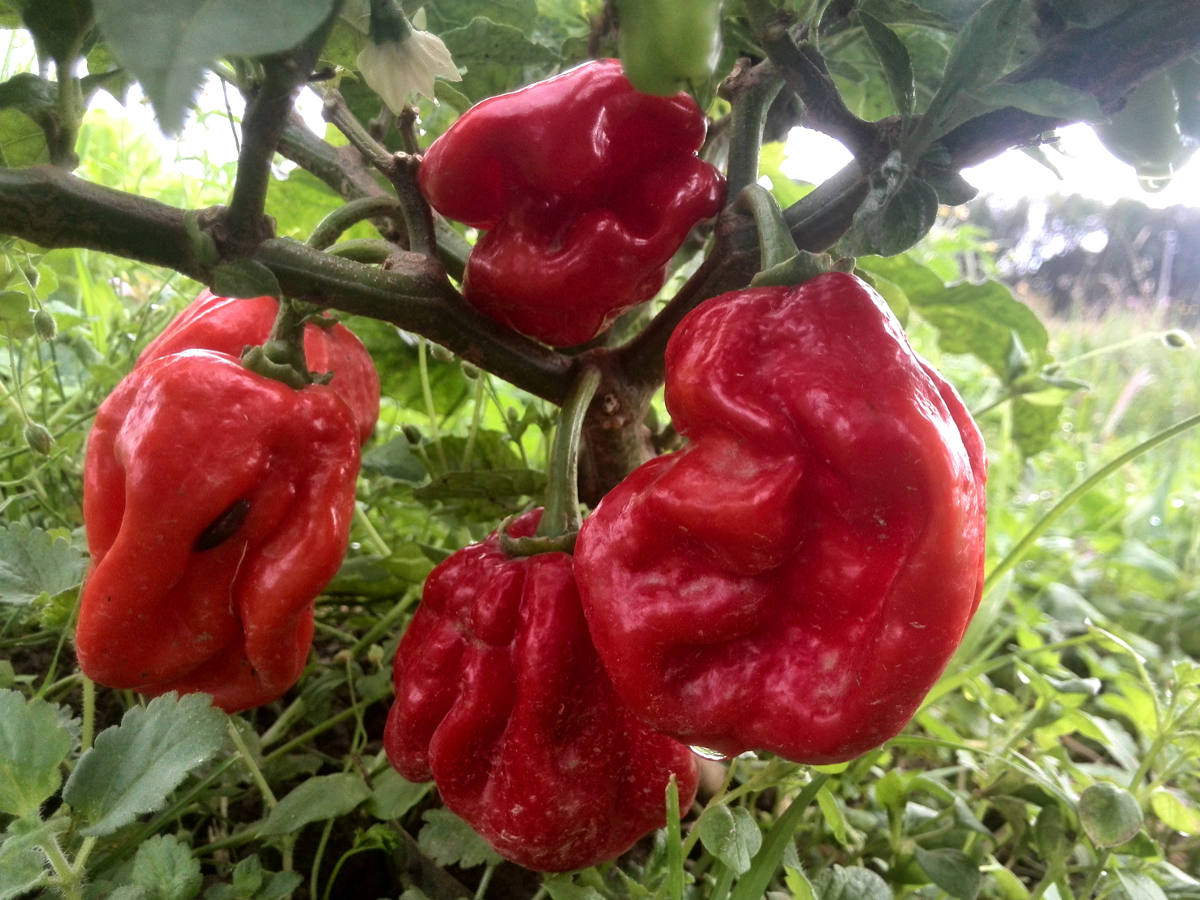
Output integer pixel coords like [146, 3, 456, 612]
[403, 424, 423, 445]
[33, 308, 57, 341]
[1162, 328, 1194, 349]
[24, 422, 53, 456]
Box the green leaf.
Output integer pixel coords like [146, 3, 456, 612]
[0, 817, 66, 898]
[258, 772, 370, 837]
[840, 154, 938, 257]
[362, 436, 428, 482]
[417, 808, 502, 869]
[92, 0, 338, 133]
[366, 768, 433, 821]
[63, 692, 228, 837]
[0, 689, 74, 818]
[0, 523, 89, 605]
[1079, 782, 1144, 848]
[542, 876, 606, 900]
[1150, 789, 1200, 835]
[698, 804, 762, 876]
[441, 17, 558, 103]
[816, 786, 851, 846]
[0, 73, 57, 115]
[1116, 871, 1170, 900]
[857, 11, 915, 116]
[412, 468, 546, 504]
[128, 834, 203, 900]
[202, 855, 302, 900]
[972, 79, 1106, 123]
[855, 255, 1049, 378]
[209, 260, 281, 301]
[931, 0, 1023, 101]
[0, 108, 50, 166]
[0, 290, 33, 338]
[914, 847, 981, 900]
[16, 0, 94, 65]
[812, 864, 893, 900]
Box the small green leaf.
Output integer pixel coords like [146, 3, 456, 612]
[361, 436, 428, 482]
[258, 772, 370, 837]
[817, 786, 850, 846]
[841, 156, 939, 257]
[0, 290, 33, 338]
[1079, 782, 1143, 848]
[1116, 871, 1170, 900]
[0, 817, 66, 897]
[367, 768, 433, 821]
[857, 11, 915, 116]
[63, 692, 228, 836]
[697, 805, 762, 876]
[0, 689, 74, 818]
[128, 834, 203, 900]
[914, 847, 981, 900]
[417, 808, 502, 869]
[0, 524, 87, 606]
[542, 876, 606, 900]
[209, 260, 281, 301]
[972, 79, 1106, 123]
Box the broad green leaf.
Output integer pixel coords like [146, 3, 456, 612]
[934, 0, 1023, 97]
[366, 768, 433, 821]
[63, 692, 227, 836]
[418, 808, 502, 869]
[813, 864, 893, 900]
[128, 834, 203, 900]
[857, 11, 915, 116]
[914, 847, 981, 900]
[202, 855, 302, 900]
[1116, 871, 1169, 900]
[424, 0, 539, 31]
[441, 17, 558, 103]
[92, 0, 338, 133]
[697, 804, 762, 875]
[0, 107, 50, 166]
[362, 436, 428, 482]
[0, 690, 73, 818]
[858, 0, 956, 29]
[0, 290, 33, 338]
[1151, 789, 1200, 835]
[1079, 782, 1143, 848]
[16, 0, 94, 65]
[259, 772, 370, 837]
[972, 79, 1106, 123]
[0, 523, 89, 605]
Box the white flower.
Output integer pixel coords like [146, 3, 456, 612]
[357, 25, 462, 112]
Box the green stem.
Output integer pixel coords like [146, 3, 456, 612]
[323, 238, 395, 263]
[80, 675, 95, 751]
[725, 64, 784, 197]
[537, 365, 602, 538]
[227, 720, 278, 807]
[982, 411, 1200, 597]
[417, 339, 448, 471]
[41, 834, 83, 900]
[665, 776, 685, 900]
[307, 196, 404, 250]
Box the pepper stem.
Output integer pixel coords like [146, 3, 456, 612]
[537, 364, 602, 539]
[737, 183, 840, 287]
[241, 297, 325, 389]
[367, 0, 413, 45]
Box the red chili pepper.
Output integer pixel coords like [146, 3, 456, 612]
[574, 273, 988, 764]
[76, 349, 362, 712]
[383, 509, 699, 871]
[139, 290, 380, 444]
[418, 59, 724, 347]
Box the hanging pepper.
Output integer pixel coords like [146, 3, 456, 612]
[574, 273, 988, 764]
[616, 0, 724, 96]
[383, 509, 699, 871]
[76, 349, 362, 713]
[417, 59, 725, 347]
[139, 290, 380, 444]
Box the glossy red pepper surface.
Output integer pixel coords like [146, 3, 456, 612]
[417, 59, 724, 347]
[574, 273, 988, 764]
[383, 509, 699, 871]
[139, 290, 380, 444]
[77, 349, 362, 712]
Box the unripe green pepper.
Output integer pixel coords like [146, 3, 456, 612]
[616, 0, 723, 96]
[1096, 72, 1193, 185]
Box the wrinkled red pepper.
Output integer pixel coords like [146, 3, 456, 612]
[76, 349, 362, 712]
[574, 273, 988, 764]
[418, 58, 724, 347]
[383, 509, 699, 871]
[139, 290, 380, 444]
